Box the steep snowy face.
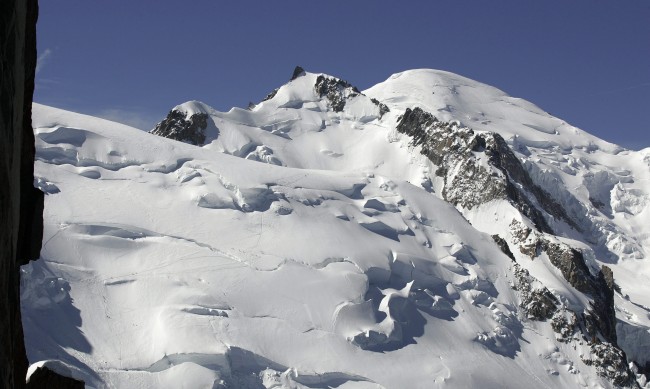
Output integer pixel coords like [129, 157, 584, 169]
[366, 70, 647, 268]
[364, 69, 619, 151]
[161, 71, 424, 183]
[365, 69, 648, 259]
[364, 69, 650, 381]
[24, 67, 650, 389]
[365, 68, 650, 371]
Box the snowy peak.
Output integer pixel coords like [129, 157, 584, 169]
[368, 69, 648, 257]
[172, 100, 215, 117]
[146, 66, 649, 266]
[391, 105, 630, 372]
[27, 67, 650, 388]
[256, 68, 386, 117]
[149, 67, 391, 170]
[365, 68, 622, 153]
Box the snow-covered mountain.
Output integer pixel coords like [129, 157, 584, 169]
[23, 67, 650, 388]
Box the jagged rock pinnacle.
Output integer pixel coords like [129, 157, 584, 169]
[291, 65, 306, 80]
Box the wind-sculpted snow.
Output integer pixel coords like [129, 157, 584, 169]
[367, 69, 650, 384]
[23, 65, 650, 388]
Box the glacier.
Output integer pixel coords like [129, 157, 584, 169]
[23, 68, 650, 388]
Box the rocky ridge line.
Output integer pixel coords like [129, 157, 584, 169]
[396, 107, 577, 233]
[395, 106, 638, 386]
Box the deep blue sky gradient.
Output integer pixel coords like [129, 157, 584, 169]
[36, 1, 650, 149]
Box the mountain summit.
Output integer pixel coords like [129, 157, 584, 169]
[25, 68, 650, 388]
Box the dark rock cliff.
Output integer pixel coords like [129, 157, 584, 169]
[260, 67, 390, 118]
[1, 0, 40, 386]
[1, 0, 83, 387]
[396, 107, 576, 233]
[290, 65, 306, 81]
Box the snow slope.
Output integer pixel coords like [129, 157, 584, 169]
[364, 70, 650, 374]
[23, 68, 650, 388]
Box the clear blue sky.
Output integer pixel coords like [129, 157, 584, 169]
[36, 1, 650, 150]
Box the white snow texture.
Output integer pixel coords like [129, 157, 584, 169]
[23, 69, 650, 388]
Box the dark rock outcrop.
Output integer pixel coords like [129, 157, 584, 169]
[494, 234, 559, 320]
[543, 242, 596, 295]
[1, 0, 45, 387]
[541, 241, 618, 344]
[509, 221, 542, 258]
[492, 234, 515, 261]
[262, 68, 389, 119]
[150, 109, 210, 145]
[535, 238, 633, 383]
[290, 65, 306, 81]
[2, 2, 84, 386]
[508, 221, 635, 384]
[370, 98, 390, 118]
[583, 343, 637, 387]
[485, 133, 580, 233]
[551, 309, 579, 343]
[261, 88, 279, 102]
[512, 263, 558, 321]
[26, 366, 84, 389]
[396, 107, 577, 234]
[314, 75, 360, 112]
[395, 107, 437, 146]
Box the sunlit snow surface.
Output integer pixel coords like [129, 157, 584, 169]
[24, 70, 650, 388]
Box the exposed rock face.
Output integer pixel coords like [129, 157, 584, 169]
[394, 107, 437, 145]
[509, 223, 637, 385]
[543, 242, 596, 295]
[483, 133, 579, 232]
[509, 221, 542, 258]
[396, 108, 638, 387]
[290, 65, 306, 80]
[493, 235, 558, 321]
[396, 107, 576, 233]
[2, 2, 85, 386]
[551, 309, 579, 343]
[259, 68, 390, 121]
[512, 263, 558, 320]
[492, 234, 515, 261]
[26, 366, 84, 389]
[583, 343, 637, 387]
[313, 74, 389, 117]
[314, 75, 361, 112]
[541, 241, 618, 343]
[150, 110, 209, 145]
[262, 88, 279, 102]
[0, 0, 44, 387]
[508, 223, 634, 384]
[370, 98, 390, 118]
